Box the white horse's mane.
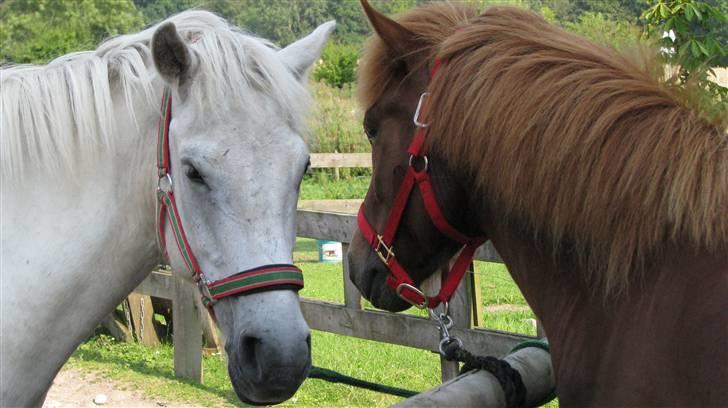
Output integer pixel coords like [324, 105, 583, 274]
[0, 10, 310, 180]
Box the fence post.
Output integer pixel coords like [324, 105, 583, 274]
[466, 262, 483, 327]
[439, 276, 471, 382]
[173, 279, 203, 382]
[341, 243, 362, 310]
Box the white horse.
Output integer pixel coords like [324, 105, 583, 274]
[1, 11, 334, 406]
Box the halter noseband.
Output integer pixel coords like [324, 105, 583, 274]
[155, 87, 303, 311]
[357, 59, 486, 310]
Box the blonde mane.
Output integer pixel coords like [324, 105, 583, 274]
[1, 10, 309, 181]
[359, 3, 728, 295]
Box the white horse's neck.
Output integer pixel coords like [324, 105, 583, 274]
[0, 78, 163, 406]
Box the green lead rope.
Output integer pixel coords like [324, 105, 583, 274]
[308, 366, 418, 399]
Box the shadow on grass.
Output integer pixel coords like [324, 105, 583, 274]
[72, 348, 245, 407]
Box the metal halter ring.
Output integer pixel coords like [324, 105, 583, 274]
[413, 92, 431, 128]
[158, 173, 173, 193]
[408, 154, 429, 173]
[396, 283, 428, 309]
[196, 274, 216, 305]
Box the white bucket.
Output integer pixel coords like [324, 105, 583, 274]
[317, 240, 343, 262]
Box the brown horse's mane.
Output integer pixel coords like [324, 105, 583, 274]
[358, 3, 728, 296]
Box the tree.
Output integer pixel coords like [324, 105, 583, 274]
[0, 0, 143, 64]
[642, 0, 728, 108]
[565, 12, 640, 49]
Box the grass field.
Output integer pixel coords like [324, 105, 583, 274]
[69, 237, 547, 407]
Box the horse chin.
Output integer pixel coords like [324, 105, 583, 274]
[351, 257, 411, 312]
[227, 357, 310, 405]
[369, 284, 411, 312]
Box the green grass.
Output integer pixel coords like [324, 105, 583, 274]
[70, 238, 546, 407]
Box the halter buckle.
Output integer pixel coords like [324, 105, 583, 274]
[413, 92, 431, 128]
[396, 283, 428, 309]
[374, 234, 395, 265]
[196, 275, 216, 306]
[158, 173, 173, 194]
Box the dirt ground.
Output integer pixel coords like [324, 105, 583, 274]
[43, 367, 194, 408]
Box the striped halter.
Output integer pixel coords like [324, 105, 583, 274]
[155, 87, 304, 311]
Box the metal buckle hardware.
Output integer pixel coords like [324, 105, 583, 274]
[196, 274, 216, 306]
[413, 92, 431, 128]
[375, 234, 395, 265]
[396, 283, 428, 309]
[158, 173, 173, 194]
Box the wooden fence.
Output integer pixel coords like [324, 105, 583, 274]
[128, 153, 534, 385]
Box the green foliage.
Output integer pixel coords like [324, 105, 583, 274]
[642, 0, 728, 108]
[313, 42, 359, 88]
[527, 0, 649, 23]
[565, 12, 640, 49]
[308, 81, 369, 154]
[299, 174, 370, 200]
[0, 0, 143, 64]
[134, 0, 195, 24]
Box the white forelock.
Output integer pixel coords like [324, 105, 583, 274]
[0, 10, 310, 181]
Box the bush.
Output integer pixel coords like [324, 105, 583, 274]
[313, 42, 359, 88]
[308, 81, 368, 154]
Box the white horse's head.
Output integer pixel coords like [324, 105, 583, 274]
[149, 19, 333, 404]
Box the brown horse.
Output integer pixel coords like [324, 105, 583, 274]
[347, 1, 728, 406]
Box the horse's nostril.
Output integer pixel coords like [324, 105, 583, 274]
[240, 335, 261, 370]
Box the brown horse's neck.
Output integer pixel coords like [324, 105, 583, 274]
[481, 215, 728, 406]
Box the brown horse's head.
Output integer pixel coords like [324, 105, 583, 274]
[347, 1, 480, 311]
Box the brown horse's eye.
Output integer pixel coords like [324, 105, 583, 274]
[363, 121, 378, 143]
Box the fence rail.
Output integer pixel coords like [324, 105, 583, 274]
[131, 207, 530, 384]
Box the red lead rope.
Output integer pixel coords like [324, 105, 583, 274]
[357, 59, 486, 309]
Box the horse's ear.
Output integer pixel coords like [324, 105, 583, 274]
[278, 20, 336, 80]
[360, 0, 418, 59]
[152, 22, 198, 86]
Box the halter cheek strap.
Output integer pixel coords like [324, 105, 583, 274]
[155, 87, 304, 312]
[357, 60, 486, 309]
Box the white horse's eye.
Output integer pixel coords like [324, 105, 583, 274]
[185, 165, 205, 184]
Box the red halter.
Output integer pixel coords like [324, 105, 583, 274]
[155, 87, 304, 311]
[357, 60, 486, 309]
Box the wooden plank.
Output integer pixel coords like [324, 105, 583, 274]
[467, 265, 484, 328]
[134, 269, 175, 299]
[309, 153, 371, 168]
[297, 199, 362, 214]
[193, 295, 222, 351]
[474, 241, 502, 263]
[126, 294, 160, 346]
[296, 209, 504, 263]
[341, 243, 362, 310]
[296, 210, 357, 243]
[396, 346, 554, 407]
[100, 313, 132, 342]
[173, 279, 203, 382]
[300, 299, 532, 357]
